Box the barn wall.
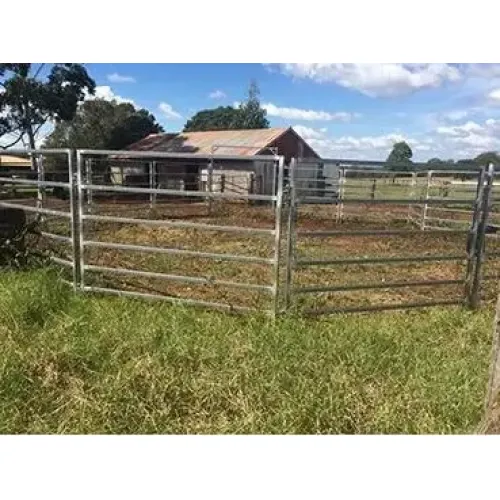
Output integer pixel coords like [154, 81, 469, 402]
[266, 128, 323, 195]
[208, 160, 276, 196]
[268, 128, 320, 165]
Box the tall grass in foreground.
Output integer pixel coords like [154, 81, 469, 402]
[0, 268, 494, 434]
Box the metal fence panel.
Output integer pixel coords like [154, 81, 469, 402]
[75, 149, 283, 314]
[285, 159, 495, 315]
[0, 148, 75, 283]
[2, 149, 499, 317]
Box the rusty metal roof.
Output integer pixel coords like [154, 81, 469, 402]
[126, 128, 289, 156]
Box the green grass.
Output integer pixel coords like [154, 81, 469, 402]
[0, 268, 494, 434]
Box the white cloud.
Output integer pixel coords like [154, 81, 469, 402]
[488, 88, 500, 102]
[444, 110, 468, 121]
[433, 118, 500, 157]
[272, 64, 461, 97]
[263, 102, 356, 122]
[209, 90, 226, 99]
[292, 125, 327, 140]
[437, 121, 484, 137]
[304, 132, 413, 159]
[158, 102, 182, 120]
[107, 73, 136, 83]
[85, 85, 137, 107]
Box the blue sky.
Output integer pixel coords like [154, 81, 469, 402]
[6, 64, 500, 161]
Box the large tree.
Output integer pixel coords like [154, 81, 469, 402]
[183, 80, 269, 132]
[183, 106, 240, 132]
[474, 151, 500, 167]
[236, 80, 269, 129]
[386, 141, 413, 170]
[0, 64, 95, 151]
[43, 99, 164, 150]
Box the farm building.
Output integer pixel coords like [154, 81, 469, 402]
[105, 127, 322, 197]
[0, 154, 31, 172]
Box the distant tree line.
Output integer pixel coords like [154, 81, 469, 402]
[385, 141, 500, 175]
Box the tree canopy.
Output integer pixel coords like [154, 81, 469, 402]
[183, 80, 269, 132]
[183, 106, 241, 132]
[422, 152, 500, 171]
[473, 151, 500, 167]
[43, 99, 164, 150]
[0, 63, 95, 150]
[386, 141, 413, 170]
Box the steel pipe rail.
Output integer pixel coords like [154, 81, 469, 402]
[77, 149, 280, 162]
[303, 299, 464, 316]
[82, 286, 261, 314]
[0, 177, 70, 188]
[82, 214, 275, 236]
[80, 182, 277, 202]
[0, 200, 71, 218]
[296, 254, 467, 267]
[294, 278, 465, 295]
[296, 228, 469, 237]
[41, 232, 72, 243]
[84, 264, 274, 293]
[84, 240, 274, 265]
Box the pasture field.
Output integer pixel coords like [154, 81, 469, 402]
[0, 268, 494, 434]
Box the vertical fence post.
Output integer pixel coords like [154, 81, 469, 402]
[370, 178, 377, 200]
[85, 158, 93, 214]
[149, 161, 156, 209]
[207, 156, 214, 216]
[250, 172, 255, 197]
[465, 167, 486, 306]
[407, 171, 417, 225]
[470, 164, 495, 309]
[273, 156, 285, 316]
[68, 150, 81, 291]
[420, 170, 432, 230]
[284, 158, 297, 311]
[76, 151, 85, 291]
[36, 153, 45, 209]
[336, 167, 345, 223]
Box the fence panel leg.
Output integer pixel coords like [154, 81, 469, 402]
[465, 168, 486, 306]
[470, 164, 495, 309]
[284, 158, 296, 311]
[273, 156, 285, 316]
[69, 150, 82, 291]
[76, 151, 85, 291]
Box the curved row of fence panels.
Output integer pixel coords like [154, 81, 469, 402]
[1, 149, 499, 316]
